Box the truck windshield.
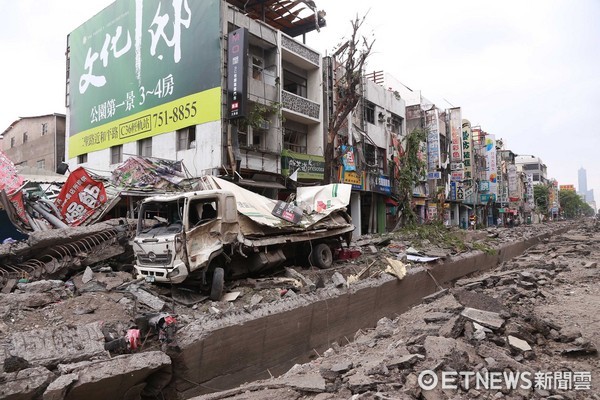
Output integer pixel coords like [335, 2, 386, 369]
[138, 200, 183, 235]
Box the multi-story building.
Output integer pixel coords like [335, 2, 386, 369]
[515, 155, 548, 185]
[65, 0, 326, 197]
[392, 85, 436, 224]
[1, 114, 66, 172]
[497, 147, 521, 224]
[322, 66, 406, 235]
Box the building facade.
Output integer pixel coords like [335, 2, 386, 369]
[1, 114, 66, 172]
[65, 0, 326, 196]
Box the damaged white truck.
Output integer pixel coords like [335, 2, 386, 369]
[133, 176, 354, 300]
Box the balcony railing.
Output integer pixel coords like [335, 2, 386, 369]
[281, 35, 319, 66]
[282, 91, 320, 120]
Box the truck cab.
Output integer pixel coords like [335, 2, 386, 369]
[133, 190, 238, 287]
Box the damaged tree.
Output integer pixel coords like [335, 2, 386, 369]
[394, 128, 426, 229]
[323, 15, 374, 184]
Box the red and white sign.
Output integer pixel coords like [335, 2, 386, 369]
[55, 167, 107, 226]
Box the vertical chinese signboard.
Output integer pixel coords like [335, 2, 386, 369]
[68, 0, 221, 158]
[508, 164, 517, 197]
[426, 109, 441, 180]
[227, 27, 248, 119]
[484, 133, 497, 200]
[449, 108, 463, 163]
[461, 119, 474, 201]
[449, 108, 464, 202]
[526, 173, 534, 210]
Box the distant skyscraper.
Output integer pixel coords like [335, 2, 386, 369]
[577, 167, 594, 203]
[578, 167, 587, 197]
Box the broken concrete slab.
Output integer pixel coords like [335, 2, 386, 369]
[561, 339, 598, 357]
[1, 292, 60, 308]
[422, 289, 449, 304]
[285, 267, 316, 292]
[284, 372, 326, 392]
[128, 284, 165, 311]
[8, 322, 108, 368]
[43, 373, 78, 400]
[386, 354, 423, 369]
[438, 316, 465, 339]
[460, 307, 505, 330]
[452, 289, 505, 314]
[56, 351, 172, 400]
[82, 267, 94, 284]
[347, 372, 378, 392]
[0, 366, 55, 400]
[423, 312, 454, 323]
[476, 344, 531, 373]
[423, 336, 458, 363]
[16, 280, 65, 293]
[94, 272, 131, 291]
[221, 292, 241, 302]
[330, 361, 353, 373]
[249, 294, 263, 306]
[508, 335, 532, 352]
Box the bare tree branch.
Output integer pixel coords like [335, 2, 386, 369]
[323, 14, 374, 183]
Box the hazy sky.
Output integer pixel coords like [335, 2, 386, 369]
[2, 0, 599, 199]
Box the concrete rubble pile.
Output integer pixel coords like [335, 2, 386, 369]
[0, 218, 591, 399]
[0, 218, 137, 292]
[192, 221, 599, 400]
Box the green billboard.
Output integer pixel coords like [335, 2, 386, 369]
[68, 0, 221, 158]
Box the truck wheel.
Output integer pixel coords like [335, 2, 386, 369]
[311, 243, 333, 269]
[209, 267, 224, 301]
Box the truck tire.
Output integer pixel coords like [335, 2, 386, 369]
[210, 267, 224, 301]
[311, 243, 333, 269]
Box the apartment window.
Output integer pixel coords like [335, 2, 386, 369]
[251, 127, 267, 150]
[176, 126, 196, 151]
[365, 102, 375, 124]
[78, 153, 88, 164]
[390, 115, 403, 134]
[523, 164, 538, 171]
[283, 70, 307, 98]
[37, 159, 45, 169]
[41, 123, 48, 136]
[252, 56, 264, 80]
[376, 147, 386, 174]
[10, 137, 15, 148]
[283, 125, 308, 154]
[23, 132, 28, 143]
[138, 137, 152, 157]
[237, 126, 248, 148]
[364, 143, 386, 174]
[110, 145, 123, 164]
